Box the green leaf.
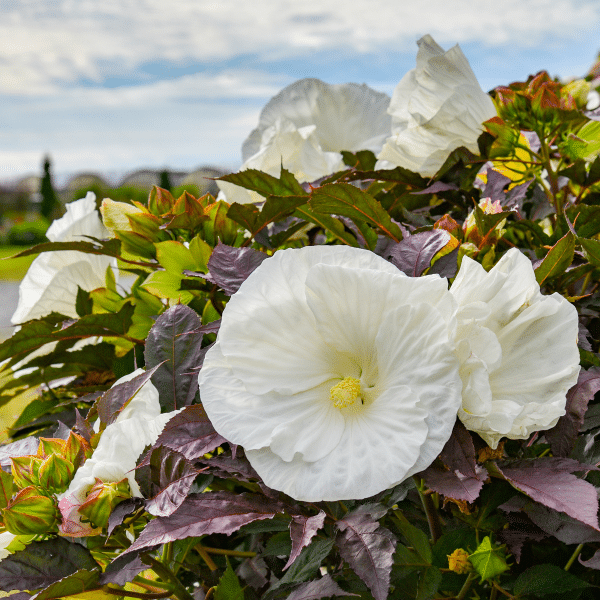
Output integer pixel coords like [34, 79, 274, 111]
[215, 559, 245, 600]
[7, 239, 121, 260]
[32, 569, 100, 600]
[294, 206, 359, 247]
[155, 240, 198, 274]
[468, 536, 508, 581]
[219, 167, 307, 198]
[393, 511, 432, 564]
[416, 567, 442, 600]
[514, 564, 591, 597]
[535, 231, 576, 285]
[341, 149, 377, 171]
[580, 237, 600, 267]
[277, 538, 335, 586]
[309, 183, 402, 242]
[558, 159, 588, 186]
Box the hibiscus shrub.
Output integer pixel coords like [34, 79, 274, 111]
[1, 36, 600, 600]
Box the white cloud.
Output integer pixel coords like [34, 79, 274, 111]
[1, 0, 598, 94]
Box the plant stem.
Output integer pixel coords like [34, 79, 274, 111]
[200, 545, 257, 558]
[143, 555, 195, 600]
[413, 476, 442, 543]
[456, 572, 476, 600]
[565, 543, 584, 571]
[195, 544, 219, 571]
[103, 587, 173, 599]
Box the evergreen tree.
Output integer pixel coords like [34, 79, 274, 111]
[159, 169, 172, 192]
[40, 155, 59, 219]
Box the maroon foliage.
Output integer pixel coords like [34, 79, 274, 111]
[285, 510, 326, 571]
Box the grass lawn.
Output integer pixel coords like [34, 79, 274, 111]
[0, 245, 36, 280]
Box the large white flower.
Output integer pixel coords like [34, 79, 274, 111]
[218, 78, 391, 204]
[199, 246, 462, 501]
[11, 192, 117, 324]
[377, 35, 497, 177]
[0, 531, 16, 561]
[450, 248, 580, 448]
[58, 370, 177, 536]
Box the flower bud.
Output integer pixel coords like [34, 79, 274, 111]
[448, 548, 473, 574]
[78, 478, 131, 529]
[2, 487, 59, 535]
[562, 79, 591, 109]
[38, 437, 66, 459]
[38, 454, 74, 495]
[10, 456, 40, 489]
[100, 198, 145, 237]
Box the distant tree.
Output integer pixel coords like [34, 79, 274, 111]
[159, 169, 172, 192]
[40, 155, 59, 219]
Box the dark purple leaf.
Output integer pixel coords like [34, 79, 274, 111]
[335, 505, 396, 600]
[125, 492, 285, 554]
[427, 246, 459, 278]
[52, 421, 71, 440]
[144, 304, 204, 411]
[585, 107, 600, 121]
[547, 367, 600, 457]
[411, 181, 458, 195]
[493, 459, 600, 529]
[505, 179, 533, 211]
[143, 446, 202, 517]
[497, 512, 549, 563]
[0, 538, 96, 592]
[30, 569, 99, 600]
[74, 409, 94, 443]
[107, 497, 144, 537]
[153, 404, 226, 461]
[99, 554, 147, 585]
[287, 574, 358, 600]
[188, 319, 222, 336]
[579, 323, 593, 352]
[285, 510, 326, 570]
[421, 463, 487, 503]
[390, 230, 450, 277]
[95, 364, 162, 425]
[237, 556, 270, 590]
[0, 436, 38, 470]
[579, 549, 600, 569]
[207, 243, 268, 295]
[440, 421, 478, 478]
[200, 453, 260, 482]
[482, 169, 511, 202]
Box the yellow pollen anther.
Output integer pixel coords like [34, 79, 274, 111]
[330, 377, 361, 409]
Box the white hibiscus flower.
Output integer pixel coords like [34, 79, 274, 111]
[199, 246, 462, 501]
[377, 35, 497, 177]
[58, 370, 177, 536]
[218, 78, 391, 204]
[0, 531, 16, 561]
[11, 192, 117, 324]
[450, 248, 580, 448]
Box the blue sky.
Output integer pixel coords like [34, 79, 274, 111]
[1, 0, 599, 185]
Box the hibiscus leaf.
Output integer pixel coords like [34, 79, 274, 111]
[428, 246, 459, 278]
[389, 230, 451, 277]
[309, 183, 403, 242]
[580, 237, 600, 267]
[579, 548, 600, 569]
[393, 510, 431, 563]
[336, 505, 396, 600]
[144, 304, 204, 411]
[29, 569, 100, 600]
[219, 168, 307, 198]
[0, 538, 97, 592]
[286, 574, 359, 600]
[99, 553, 146, 586]
[341, 149, 377, 171]
[285, 510, 327, 570]
[440, 421, 478, 478]
[106, 497, 144, 537]
[0, 436, 39, 469]
[416, 566, 442, 600]
[514, 564, 590, 596]
[206, 243, 269, 295]
[153, 404, 226, 461]
[491, 459, 600, 529]
[215, 559, 245, 600]
[468, 536, 508, 581]
[8, 239, 121, 260]
[421, 463, 486, 503]
[143, 446, 202, 517]
[294, 206, 359, 247]
[546, 367, 600, 457]
[124, 491, 285, 553]
[94, 363, 163, 425]
[482, 169, 511, 202]
[276, 539, 335, 587]
[535, 231, 576, 285]
[345, 166, 428, 188]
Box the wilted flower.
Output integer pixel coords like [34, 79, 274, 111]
[58, 370, 177, 535]
[448, 548, 472, 574]
[449, 248, 580, 448]
[199, 246, 462, 501]
[463, 197, 507, 247]
[218, 78, 391, 203]
[377, 35, 497, 176]
[11, 192, 117, 324]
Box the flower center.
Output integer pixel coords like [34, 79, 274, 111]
[330, 377, 362, 409]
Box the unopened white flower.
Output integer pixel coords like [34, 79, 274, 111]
[199, 246, 462, 501]
[58, 370, 177, 536]
[377, 35, 497, 177]
[218, 78, 391, 203]
[450, 248, 580, 448]
[11, 193, 117, 324]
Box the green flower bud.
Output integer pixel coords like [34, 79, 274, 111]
[2, 487, 59, 535]
[10, 456, 39, 489]
[562, 79, 591, 109]
[38, 437, 66, 458]
[78, 478, 131, 529]
[38, 454, 74, 495]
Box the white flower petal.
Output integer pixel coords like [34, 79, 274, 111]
[450, 248, 580, 447]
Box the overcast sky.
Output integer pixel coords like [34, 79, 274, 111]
[1, 0, 599, 185]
